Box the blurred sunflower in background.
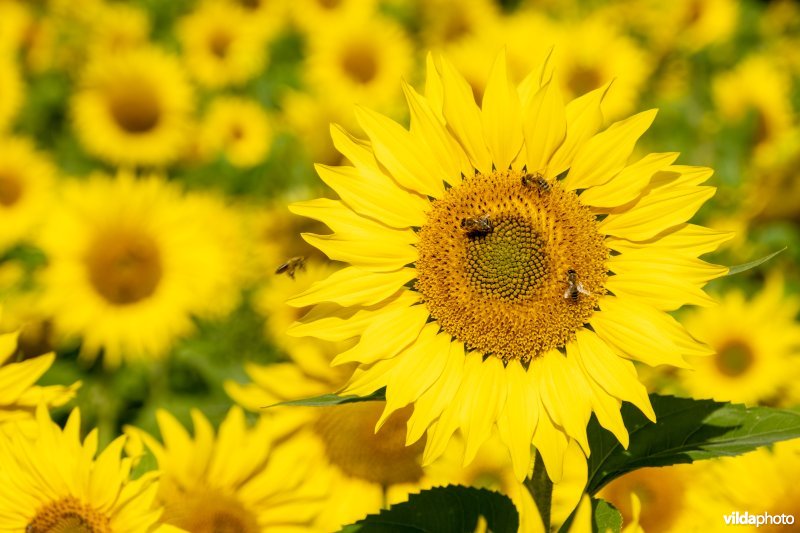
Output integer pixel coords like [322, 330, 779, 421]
[198, 96, 273, 168]
[177, 0, 270, 89]
[71, 46, 194, 167]
[0, 138, 55, 252]
[677, 275, 800, 405]
[37, 173, 243, 366]
[127, 407, 326, 532]
[0, 0, 798, 530]
[288, 51, 727, 482]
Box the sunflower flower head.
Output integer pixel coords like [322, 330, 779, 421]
[0, 406, 161, 532]
[127, 407, 326, 532]
[288, 51, 730, 482]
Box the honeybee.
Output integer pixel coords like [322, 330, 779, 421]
[521, 172, 550, 194]
[275, 256, 306, 279]
[563, 269, 592, 302]
[460, 214, 494, 236]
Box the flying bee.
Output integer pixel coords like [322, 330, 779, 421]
[275, 256, 306, 279]
[563, 269, 592, 302]
[521, 172, 550, 194]
[460, 214, 494, 236]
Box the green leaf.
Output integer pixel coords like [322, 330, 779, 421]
[268, 387, 386, 408]
[586, 394, 800, 494]
[592, 499, 622, 533]
[725, 247, 786, 276]
[338, 485, 519, 533]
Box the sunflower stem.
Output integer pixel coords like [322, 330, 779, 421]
[526, 450, 552, 531]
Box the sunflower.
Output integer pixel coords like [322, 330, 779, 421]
[695, 439, 800, 531]
[37, 172, 244, 366]
[0, 317, 79, 431]
[599, 464, 703, 533]
[712, 54, 794, 153]
[304, 10, 413, 113]
[84, 2, 151, 61]
[0, 59, 23, 133]
[676, 275, 800, 406]
[199, 97, 273, 168]
[417, 0, 500, 47]
[0, 406, 162, 531]
[287, 52, 728, 483]
[177, 1, 269, 89]
[289, 0, 377, 34]
[127, 407, 326, 532]
[0, 137, 56, 252]
[71, 46, 194, 167]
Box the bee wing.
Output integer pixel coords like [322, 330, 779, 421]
[577, 283, 592, 296]
[275, 263, 289, 274]
[563, 287, 572, 299]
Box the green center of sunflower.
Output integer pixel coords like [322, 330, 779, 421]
[85, 229, 163, 305]
[26, 497, 111, 533]
[415, 170, 607, 363]
[108, 82, 161, 134]
[714, 340, 754, 377]
[0, 172, 22, 206]
[341, 45, 378, 84]
[314, 402, 425, 485]
[163, 490, 259, 533]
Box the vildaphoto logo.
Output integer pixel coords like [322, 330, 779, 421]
[723, 511, 796, 527]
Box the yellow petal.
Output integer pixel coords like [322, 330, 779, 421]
[0, 353, 55, 404]
[536, 351, 592, 454]
[301, 233, 417, 272]
[522, 80, 567, 174]
[598, 186, 716, 240]
[579, 152, 679, 208]
[481, 50, 524, 170]
[424, 52, 445, 121]
[496, 360, 539, 481]
[606, 223, 734, 256]
[548, 82, 611, 178]
[288, 267, 416, 308]
[591, 297, 692, 367]
[355, 106, 446, 198]
[315, 163, 428, 228]
[342, 357, 400, 396]
[567, 495, 593, 533]
[437, 54, 492, 173]
[461, 354, 507, 464]
[332, 303, 430, 365]
[407, 339, 466, 445]
[605, 271, 717, 311]
[404, 80, 470, 184]
[290, 198, 417, 242]
[378, 326, 451, 429]
[531, 405, 569, 483]
[551, 440, 589, 529]
[564, 109, 657, 191]
[609, 251, 727, 284]
[572, 328, 655, 421]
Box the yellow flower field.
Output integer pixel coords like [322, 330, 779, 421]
[0, 0, 799, 531]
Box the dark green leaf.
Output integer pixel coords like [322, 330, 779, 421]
[726, 247, 786, 276]
[592, 499, 622, 533]
[339, 485, 519, 533]
[586, 394, 800, 494]
[268, 387, 386, 408]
